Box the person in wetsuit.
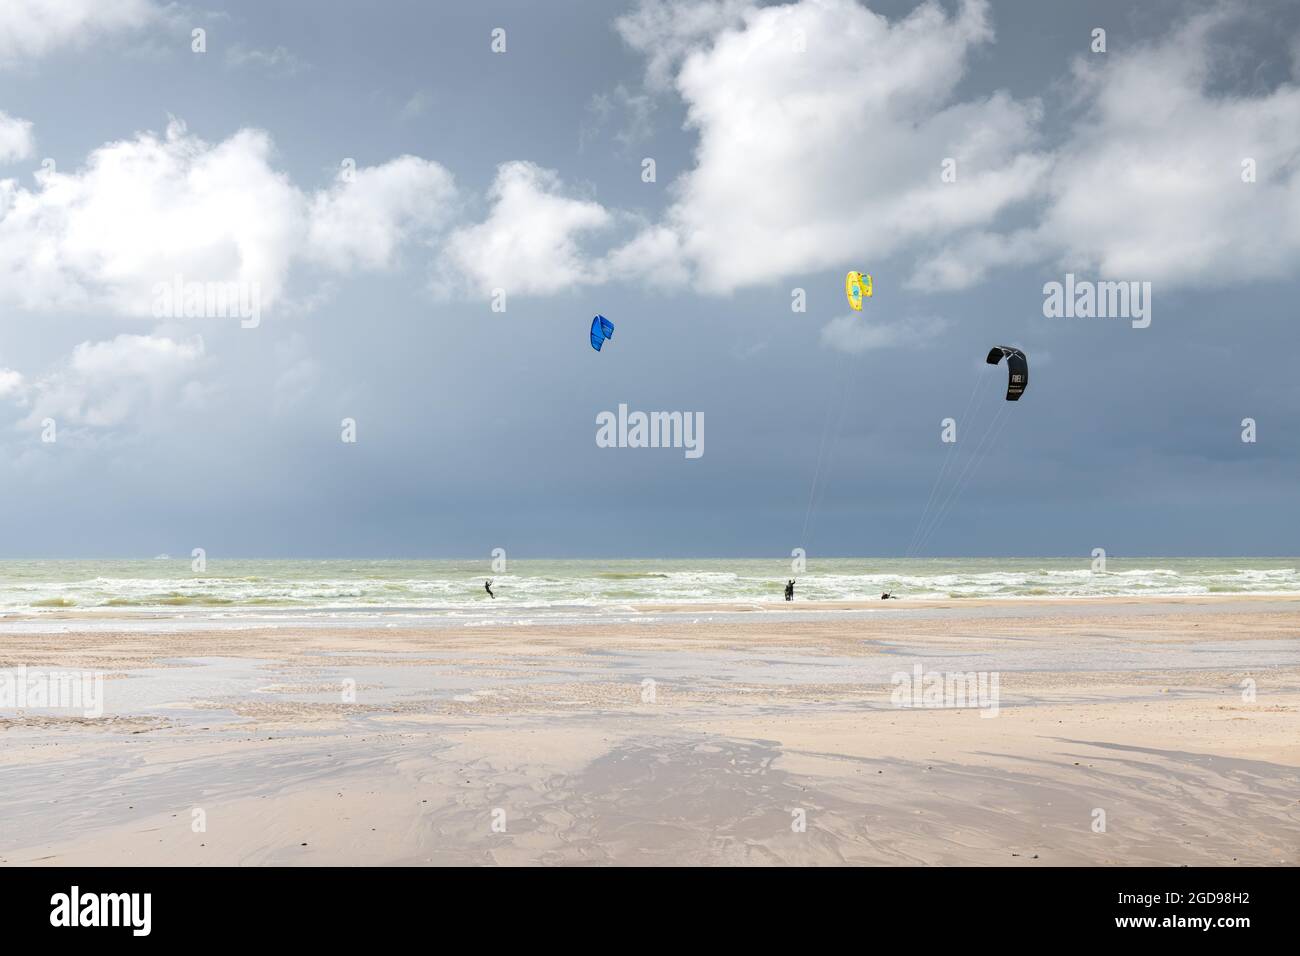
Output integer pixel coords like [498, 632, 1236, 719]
[485, 580, 495, 599]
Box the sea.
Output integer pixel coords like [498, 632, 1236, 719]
[0, 557, 1295, 631]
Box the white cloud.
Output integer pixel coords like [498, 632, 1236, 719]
[615, 0, 752, 90]
[0, 119, 460, 316]
[1034, 10, 1300, 286]
[604, 223, 692, 288]
[0, 0, 162, 66]
[0, 366, 24, 399]
[14, 333, 205, 428]
[907, 228, 1039, 291]
[820, 313, 947, 354]
[917, 8, 1300, 289]
[438, 161, 613, 295]
[5, 0, 1287, 320]
[0, 119, 303, 314]
[0, 110, 34, 163]
[308, 155, 458, 272]
[612, 0, 1049, 294]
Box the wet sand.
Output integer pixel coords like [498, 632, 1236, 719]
[1, 596, 1298, 865]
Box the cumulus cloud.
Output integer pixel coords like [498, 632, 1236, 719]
[615, 0, 752, 90]
[604, 223, 692, 288]
[0, 119, 460, 316]
[12, 333, 205, 429]
[0, 110, 34, 163]
[1034, 9, 1300, 286]
[438, 161, 613, 295]
[916, 8, 1300, 289]
[4, 0, 1292, 319]
[610, 0, 1300, 298]
[611, 0, 1049, 293]
[0, 0, 163, 66]
[308, 156, 458, 272]
[908, 228, 1040, 291]
[0, 119, 303, 314]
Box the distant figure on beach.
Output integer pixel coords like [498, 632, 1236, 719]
[881, 591, 898, 600]
[785, 579, 795, 601]
[485, 580, 495, 599]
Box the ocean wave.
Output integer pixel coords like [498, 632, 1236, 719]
[1, 558, 1297, 616]
[102, 595, 237, 606]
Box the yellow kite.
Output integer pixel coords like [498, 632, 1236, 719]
[845, 271, 873, 310]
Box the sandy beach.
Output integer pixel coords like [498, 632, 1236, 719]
[2, 596, 1297, 866]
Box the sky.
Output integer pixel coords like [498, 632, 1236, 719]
[0, 0, 1298, 559]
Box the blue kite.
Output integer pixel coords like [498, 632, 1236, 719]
[590, 314, 614, 351]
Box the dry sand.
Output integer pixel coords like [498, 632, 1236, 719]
[1, 596, 1297, 866]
